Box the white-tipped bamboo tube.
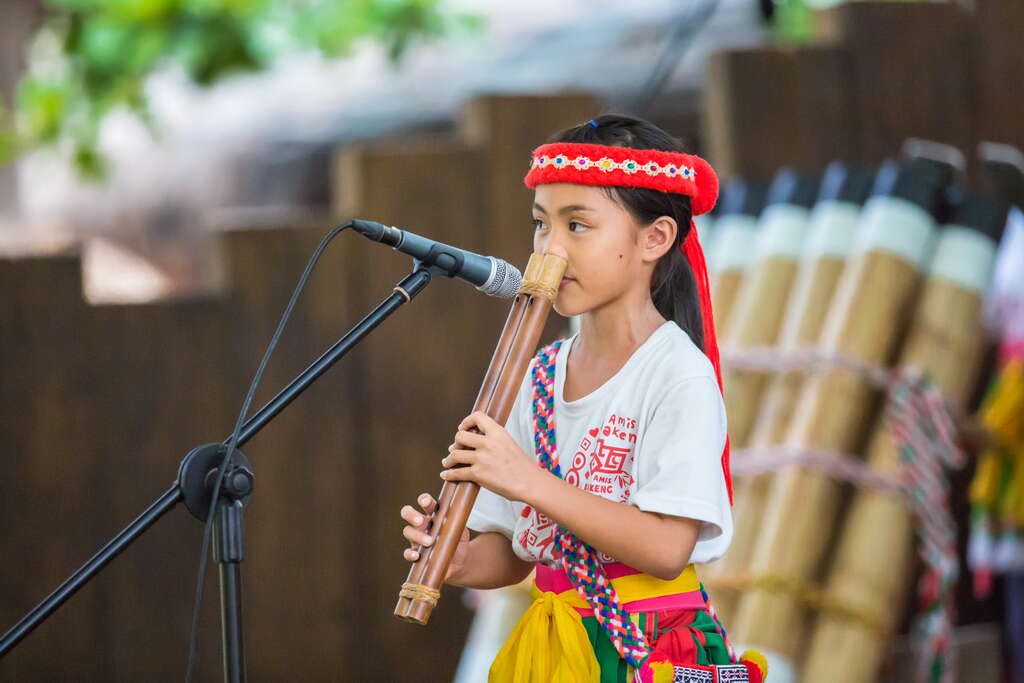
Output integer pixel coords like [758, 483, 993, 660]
[710, 212, 759, 335]
[727, 182, 942, 668]
[694, 212, 717, 248]
[705, 197, 863, 622]
[721, 170, 818, 452]
[801, 207, 1002, 683]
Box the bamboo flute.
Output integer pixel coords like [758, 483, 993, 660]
[395, 251, 567, 625]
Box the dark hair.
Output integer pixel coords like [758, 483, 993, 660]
[544, 113, 705, 352]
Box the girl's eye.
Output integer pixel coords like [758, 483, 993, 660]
[530, 219, 588, 232]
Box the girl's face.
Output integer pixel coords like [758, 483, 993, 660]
[531, 182, 677, 318]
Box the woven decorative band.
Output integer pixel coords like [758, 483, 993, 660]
[673, 663, 753, 682]
[522, 142, 719, 216]
[517, 281, 559, 301]
[399, 582, 441, 607]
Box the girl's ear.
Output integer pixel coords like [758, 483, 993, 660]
[642, 216, 677, 263]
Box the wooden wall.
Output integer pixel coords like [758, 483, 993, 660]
[0, 92, 596, 681]
[703, 0, 1024, 184]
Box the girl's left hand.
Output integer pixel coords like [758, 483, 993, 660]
[441, 410, 542, 502]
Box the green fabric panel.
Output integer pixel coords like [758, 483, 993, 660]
[581, 612, 641, 683]
[581, 608, 733, 680]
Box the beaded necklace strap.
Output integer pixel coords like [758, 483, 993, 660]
[530, 339, 653, 667]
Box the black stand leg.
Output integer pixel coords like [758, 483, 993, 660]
[215, 500, 246, 683]
[207, 456, 252, 683]
[0, 485, 184, 655]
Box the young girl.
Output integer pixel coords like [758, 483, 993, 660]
[400, 114, 766, 683]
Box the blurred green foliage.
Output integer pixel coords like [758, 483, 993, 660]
[772, 0, 931, 44]
[3, 0, 485, 178]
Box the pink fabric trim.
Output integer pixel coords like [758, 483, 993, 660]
[535, 562, 641, 593]
[604, 592, 707, 616]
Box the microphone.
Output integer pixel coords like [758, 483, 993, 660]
[350, 219, 523, 298]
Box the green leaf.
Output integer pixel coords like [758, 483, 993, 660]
[176, 13, 262, 85]
[73, 139, 108, 179]
[16, 0, 487, 178]
[17, 77, 69, 144]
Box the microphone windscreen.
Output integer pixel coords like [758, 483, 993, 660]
[479, 258, 522, 298]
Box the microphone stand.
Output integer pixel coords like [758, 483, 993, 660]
[0, 258, 453, 682]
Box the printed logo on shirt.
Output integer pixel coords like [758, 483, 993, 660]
[517, 505, 560, 561]
[520, 413, 638, 564]
[568, 413, 637, 503]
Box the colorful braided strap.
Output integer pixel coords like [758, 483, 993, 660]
[530, 339, 653, 667]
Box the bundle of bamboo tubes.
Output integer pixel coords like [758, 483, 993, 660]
[728, 159, 952, 662]
[703, 161, 873, 623]
[800, 194, 1007, 683]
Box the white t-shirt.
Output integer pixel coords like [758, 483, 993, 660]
[466, 320, 732, 568]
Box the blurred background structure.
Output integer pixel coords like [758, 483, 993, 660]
[1, 1, 1023, 681]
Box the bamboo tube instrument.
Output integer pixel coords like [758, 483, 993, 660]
[719, 168, 819, 450]
[709, 179, 768, 335]
[693, 212, 718, 253]
[705, 163, 872, 622]
[395, 251, 567, 625]
[801, 195, 1007, 683]
[727, 159, 952, 667]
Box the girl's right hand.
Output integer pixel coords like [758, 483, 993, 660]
[400, 493, 469, 582]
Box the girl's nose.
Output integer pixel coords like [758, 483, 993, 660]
[544, 243, 569, 260]
[537, 229, 569, 258]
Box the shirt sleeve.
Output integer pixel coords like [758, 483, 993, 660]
[466, 364, 534, 539]
[632, 375, 730, 543]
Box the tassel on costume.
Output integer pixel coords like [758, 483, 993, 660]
[635, 652, 674, 683]
[740, 649, 769, 682]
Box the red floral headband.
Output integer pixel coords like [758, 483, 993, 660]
[523, 142, 719, 216]
[522, 140, 733, 505]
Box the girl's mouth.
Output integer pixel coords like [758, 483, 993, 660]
[560, 277, 575, 289]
